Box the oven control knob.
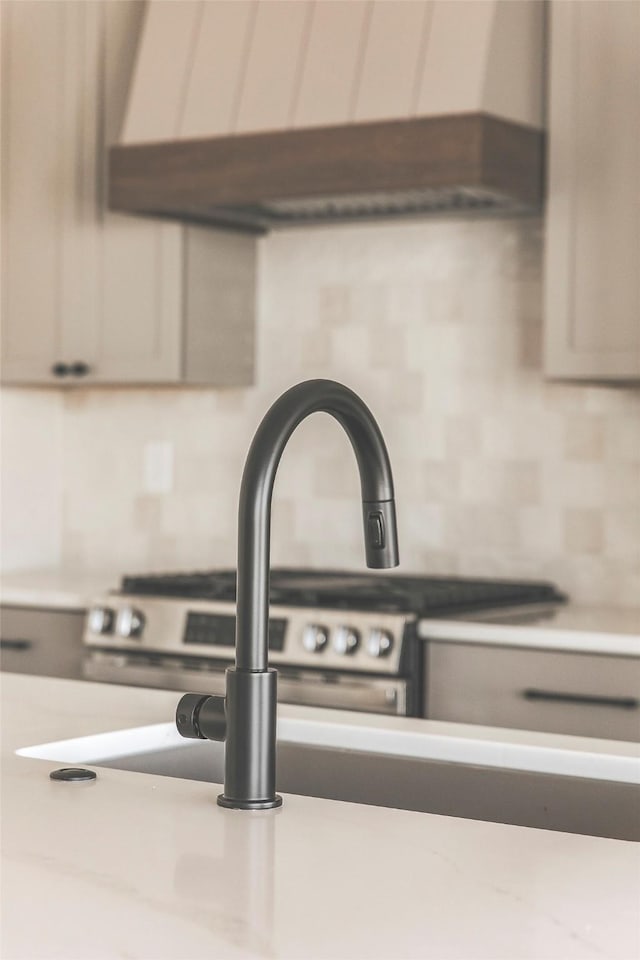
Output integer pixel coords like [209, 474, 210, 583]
[302, 625, 329, 653]
[87, 606, 115, 635]
[366, 629, 394, 658]
[333, 626, 360, 656]
[115, 607, 145, 639]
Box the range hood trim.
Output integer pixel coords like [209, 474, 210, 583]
[109, 113, 544, 233]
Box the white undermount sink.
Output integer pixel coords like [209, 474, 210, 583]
[19, 716, 640, 841]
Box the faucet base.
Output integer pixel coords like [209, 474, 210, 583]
[217, 794, 283, 811]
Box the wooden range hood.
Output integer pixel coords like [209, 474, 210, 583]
[109, 1, 545, 234]
[110, 113, 543, 233]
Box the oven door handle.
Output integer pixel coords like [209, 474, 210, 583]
[276, 673, 407, 716]
[83, 650, 409, 716]
[522, 688, 639, 710]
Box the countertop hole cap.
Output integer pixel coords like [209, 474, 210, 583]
[49, 767, 97, 783]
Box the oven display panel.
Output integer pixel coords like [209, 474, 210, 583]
[184, 613, 286, 651]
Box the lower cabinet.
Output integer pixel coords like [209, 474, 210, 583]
[425, 641, 640, 742]
[0, 606, 86, 681]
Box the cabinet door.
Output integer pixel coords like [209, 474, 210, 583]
[0, 606, 85, 681]
[88, 0, 181, 384]
[426, 641, 640, 741]
[1, 1, 64, 382]
[544, 1, 640, 381]
[1, 1, 183, 386]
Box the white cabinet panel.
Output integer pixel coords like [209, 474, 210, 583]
[1, 0, 182, 385]
[122, 0, 544, 140]
[353, 1, 430, 122]
[415, 0, 544, 127]
[98, 224, 182, 383]
[59, 0, 100, 367]
[234, 0, 311, 133]
[544, 1, 640, 381]
[1, 1, 63, 382]
[416, 1, 493, 116]
[293, 1, 368, 128]
[96, 0, 182, 383]
[183, 227, 255, 387]
[120, 0, 201, 144]
[1, 0, 254, 387]
[180, 1, 256, 138]
[481, 0, 545, 130]
[571, 4, 640, 353]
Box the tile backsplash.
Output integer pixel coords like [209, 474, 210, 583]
[0, 390, 63, 570]
[4, 216, 640, 605]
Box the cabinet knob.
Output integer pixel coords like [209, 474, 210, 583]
[69, 361, 91, 377]
[51, 362, 70, 377]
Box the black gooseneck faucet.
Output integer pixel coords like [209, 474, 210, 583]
[175, 380, 399, 810]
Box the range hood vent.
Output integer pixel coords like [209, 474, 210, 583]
[109, 1, 545, 233]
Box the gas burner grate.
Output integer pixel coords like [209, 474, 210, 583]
[120, 570, 238, 601]
[120, 569, 566, 616]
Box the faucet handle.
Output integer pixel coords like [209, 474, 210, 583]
[176, 693, 227, 742]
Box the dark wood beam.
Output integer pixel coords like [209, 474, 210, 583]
[109, 113, 543, 232]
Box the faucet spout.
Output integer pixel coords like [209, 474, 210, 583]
[176, 380, 399, 811]
[237, 379, 399, 673]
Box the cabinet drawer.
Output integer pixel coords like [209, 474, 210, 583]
[426, 642, 640, 742]
[0, 606, 85, 680]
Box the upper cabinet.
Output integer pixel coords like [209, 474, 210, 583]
[0, 1, 255, 388]
[544, 1, 640, 382]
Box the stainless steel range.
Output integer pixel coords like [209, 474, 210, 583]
[83, 569, 566, 717]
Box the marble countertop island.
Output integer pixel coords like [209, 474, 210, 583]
[2, 672, 639, 960]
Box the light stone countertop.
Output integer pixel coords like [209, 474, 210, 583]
[2, 672, 640, 960]
[2, 568, 640, 656]
[0, 568, 122, 610]
[418, 606, 640, 657]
